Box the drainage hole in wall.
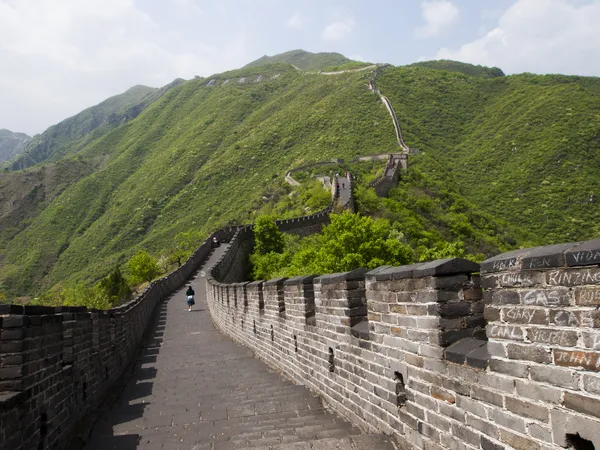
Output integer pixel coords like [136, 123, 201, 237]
[271, 325, 274, 342]
[328, 347, 335, 373]
[394, 371, 406, 407]
[253, 320, 257, 335]
[294, 335, 298, 353]
[566, 433, 595, 450]
[241, 319, 244, 329]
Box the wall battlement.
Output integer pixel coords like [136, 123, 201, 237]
[206, 238, 600, 449]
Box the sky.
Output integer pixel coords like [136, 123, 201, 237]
[1, 0, 600, 135]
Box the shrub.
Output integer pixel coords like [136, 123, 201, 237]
[126, 250, 162, 284]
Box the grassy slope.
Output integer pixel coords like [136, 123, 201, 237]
[1, 64, 398, 294]
[377, 66, 600, 245]
[244, 49, 352, 71]
[5, 83, 185, 171]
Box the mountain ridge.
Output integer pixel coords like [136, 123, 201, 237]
[0, 129, 31, 163]
[0, 51, 598, 300]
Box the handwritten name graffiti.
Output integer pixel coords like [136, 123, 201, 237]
[575, 288, 600, 306]
[504, 308, 537, 323]
[523, 289, 569, 306]
[547, 269, 600, 286]
[488, 325, 523, 341]
[551, 310, 598, 328]
[526, 257, 553, 269]
[527, 328, 577, 347]
[492, 258, 517, 271]
[569, 250, 600, 264]
[554, 349, 600, 371]
[500, 273, 534, 287]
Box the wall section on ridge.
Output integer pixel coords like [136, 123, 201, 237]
[206, 239, 600, 450]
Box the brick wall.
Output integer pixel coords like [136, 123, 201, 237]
[0, 227, 235, 450]
[206, 239, 600, 449]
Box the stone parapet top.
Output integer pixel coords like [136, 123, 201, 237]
[481, 238, 600, 274]
[264, 277, 288, 287]
[315, 268, 367, 285]
[283, 275, 318, 286]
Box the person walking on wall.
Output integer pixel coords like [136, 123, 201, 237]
[186, 285, 195, 311]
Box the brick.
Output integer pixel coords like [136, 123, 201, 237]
[583, 375, 600, 396]
[471, 386, 503, 407]
[563, 392, 600, 419]
[489, 358, 528, 378]
[546, 268, 600, 287]
[488, 408, 526, 434]
[582, 332, 600, 350]
[484, 307, 501, 322]
[505, 396, 549, 422]
[431, 386, 455, 404]
[484, 290, 520, 306]
[574, 287, 600, 306]
[502, 307, 548, 324]
[515, 380, 561, 404]
[481, 436, 505, 450]
[550, 310, 600, 328]
[553, 349, 600, 372]
[498, 429, 540, 450]
[506, 343, 552, 364]
[486, 324, 524, 341]
[530, 365, 580, 390]
[526, 328, 578, 347]
[0, 329, 23, 340]
[520, 288, 571, 306]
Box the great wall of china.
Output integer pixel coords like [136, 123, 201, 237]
[0, 66, 598, 450]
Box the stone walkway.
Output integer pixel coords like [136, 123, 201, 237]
[84, 246, 396, 450]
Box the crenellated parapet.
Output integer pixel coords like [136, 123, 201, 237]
[205, 238, 600, 449]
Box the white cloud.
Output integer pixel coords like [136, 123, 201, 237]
[349, 54, 366, 62]
[322, 18, 355, 41]
[414, 1, 459, 39]
[0, 0, 245, 134]
[436, 0, 600, 75]
[286, 12, 305, 30]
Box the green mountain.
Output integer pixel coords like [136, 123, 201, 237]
[409, 60, 505, 78]
[244, 49, 356, 71]
[0, 129, 30, 163]
[1, 52, 598, 299]
[5, 80, 184, 171]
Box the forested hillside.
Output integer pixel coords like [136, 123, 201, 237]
[5, 81, 183, 171]
[376, 66, 600, 244]
[1, 51, 598, 300]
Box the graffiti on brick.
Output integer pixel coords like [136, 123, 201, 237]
[569, 250, 600, 264]
[505, 308, 536, 323]
[527, 328, 577, 346]
[500, 273, 533, 286]
[554, 349, 600, 371]
[523, 290, 569, 306]
[489, 325, 523, 340]
[492, 258, 517, 271]
[547, 269, 600, 286]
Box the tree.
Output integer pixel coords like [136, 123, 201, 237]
[126, 250, 162, 285]
[253, 216, 285, 255]
[97, 266, 131, 305]
[290, 211, 413, 274]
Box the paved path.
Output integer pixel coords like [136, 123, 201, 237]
[85, 246, 395, 450]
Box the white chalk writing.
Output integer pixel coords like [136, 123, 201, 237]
[523, 290, 566, 306]
[505, 308, 535, 323]
[553, 311, 594, 328]
[526, 257, 552, 269]
[548, 269, 600, 286]
[528, 329, 573, 346]
[492, 258, 517, 271]
[489, 325, 522, 340]
[555, 350, 600, 369]
[500, 273, 533, 286]
[570, 250, 600, 264]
